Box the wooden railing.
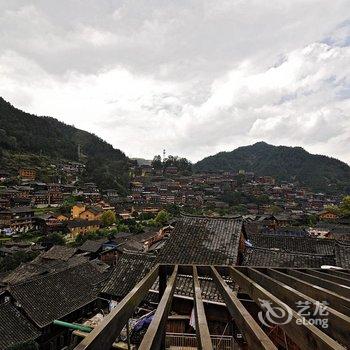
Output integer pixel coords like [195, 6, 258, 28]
[74, 265, 350, 350]
[165, 332, 238, 349]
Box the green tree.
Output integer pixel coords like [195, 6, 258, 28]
[166, 204, 181, 216]
[155, 210, 171, 226]
[308, 214, 318, 226]
[270, 205, 283, 214]
[101, 210, 116, 227]
[151, 155, 163, 169]
[0, 251, 40, 273]
[339, 196, 350, 217]
[38, 232, 65, 247]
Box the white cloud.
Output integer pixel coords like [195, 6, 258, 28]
[0, 0, 349, 163]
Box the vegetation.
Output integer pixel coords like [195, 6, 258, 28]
[0, 97, 130, 192]
[38, 232, 65, 247]
[326, 196, 350, 218]
[195, 142, 350, 193]
[154, 210, 171, 226]
[73, 229, 112, 246]
[151, 155, 192, 174]
[221, 191, 270, 207]
[0, 251, 40, 273]
[101, 210, 116, 227]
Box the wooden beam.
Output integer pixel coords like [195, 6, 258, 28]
[320, 269, 350, 279]
[210, 266, 277, 350]
[229, 267, 345, 350]
[192, 266, 213, 350]
[249, 268, 350, 347]
[74, 265, 159, 350]
[139, 265, 178, 350]
[266, 269, 350, 317]
[286, 269, 350, 299]
[301, 269, 350, 288]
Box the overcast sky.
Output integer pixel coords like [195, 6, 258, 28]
[0, 1, 349, 163]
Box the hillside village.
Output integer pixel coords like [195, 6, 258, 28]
[0, 157, 350, 349]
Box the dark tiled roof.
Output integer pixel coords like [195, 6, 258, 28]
[155, 216, 242, 265]
[0, 303, 39, 350]
[243, 247, 336, 268]
[8, 262, 105, 327]
[335, 243, 350, 269]
[101, 252, 155, 298]
[85, 206, 103, 215]
[149, 275, 235, 303]
[1, 255, 88, 285]
[248, 234, 335, 255]
[40, 245, 77, 261]
[78, 238, 106, 253]
[119, 239, 145, 252]
[67, 219, 101, 228]
[262, 228, 309, 237]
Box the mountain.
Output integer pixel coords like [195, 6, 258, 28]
[195, 142, 350, 193]
[131, 158, 152, 166]
[0, 97, 130, 192]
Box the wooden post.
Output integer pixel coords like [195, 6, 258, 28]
[139, 265, 178, 350]
[192, 266, 213, 350]
[74, 265, 159, 350]
[210, 266, 277, 350]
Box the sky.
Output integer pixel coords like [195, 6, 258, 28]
[0, 1, 349, 163]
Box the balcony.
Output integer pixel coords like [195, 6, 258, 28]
[73, 264, 350, 350]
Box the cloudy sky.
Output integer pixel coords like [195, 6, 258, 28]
[0, 1, 350, 163]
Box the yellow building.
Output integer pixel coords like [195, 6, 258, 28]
[319, 210, 339, 221]
[71, 204, 104, 221]
[71, 203, 86, 219]
[19, 168, 37, 181]
[56, 214, 69, 221]
[67, 219, 101, 238]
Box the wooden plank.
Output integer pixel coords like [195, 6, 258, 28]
[249, 268, 350, 347]
[230, 267, 345, 350]
[210, 266, 277, 350]
[192, 266, 213, 350]
[286, 269, 350, 298]
[266, 269, 350, 316]
[74, 265, 159, 350]
[139, 265, 178, 350]
[301, 269, 350, 287]
[324, 269, 350, 278]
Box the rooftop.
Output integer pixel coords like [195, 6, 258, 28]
[0, 303, 40, 350]
[73, 264, 350, 350]
[243, 247, 336, 268]
[40, 245, 77, 261]
[8, 262, 106, 327]
[155, 216, 243, 265]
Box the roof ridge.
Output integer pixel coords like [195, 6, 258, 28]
[8, 260, 92, 288]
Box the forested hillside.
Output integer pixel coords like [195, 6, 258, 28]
[195, 142, 350, 193]
[0, 97, 130, 192]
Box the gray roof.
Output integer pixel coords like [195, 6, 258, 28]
[248, 234, 335, 255]
[243, 247, 336, 268]
[40, 245, 77, 261]
[78, 238, 106, 253]
[335, 243, 350, 269]
[1, 255, 88, 285]
[0, 303, 39, 350]
[8, 262, 105, 327]
[155, 216, 242, 265]
[101, 252, 155, 298]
